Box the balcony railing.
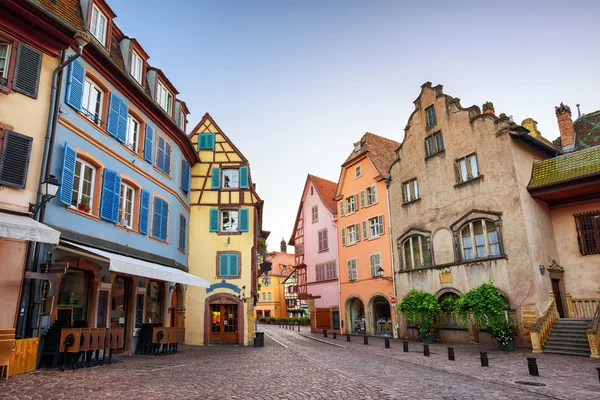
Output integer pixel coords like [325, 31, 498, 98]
[81, 108, 104, 126]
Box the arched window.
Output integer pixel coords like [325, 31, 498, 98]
[399, 235, 432, 270]
[437, 292, 466, 328]
[459, 220, 501, 261]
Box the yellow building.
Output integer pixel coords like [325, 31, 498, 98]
[186, 113, 264, 346]
[256, 249, 295, 319]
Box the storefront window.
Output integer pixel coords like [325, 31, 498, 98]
[145, 281, 164, 324]
[57, 269, 90, 326]
[111, 276, 130, 328]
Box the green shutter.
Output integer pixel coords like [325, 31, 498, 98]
[211, 167, 220, 189]
[239, 208, 249, 232]
[239, 166, 249, 189]
[219, 254, 228, 276]
[229, 253, 239, 276]
[209, 208, 219, 232]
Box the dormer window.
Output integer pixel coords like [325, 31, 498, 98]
[157, 81, 173, 116]
[179, 109, 186, 130]
[354, 142, 362, 152]
[90, 5, 108, 46]
[130, 51, 143, 84]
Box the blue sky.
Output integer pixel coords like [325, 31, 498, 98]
[110, 0, 600, 250]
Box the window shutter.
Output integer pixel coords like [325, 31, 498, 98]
[362, 220, 368, 240]
[230, 253, 239, 276]
[240, 166, 249, 189]
[378, 215, 384, 234]
[360, 190, 366, 208]
[65, 59, 84, 110]
[144, 125, 154, 163]
[370, 254, 375, 276]
[353, 194, 358, 210]
[13, 43, 43, 98]
[117, 97, 128, 143]
[107, 93, 122, 138]
[179, 214, 186, 250]
[0, 130, 32, 189]
[152, 197, 161, 238]
[100, 169, 121, 223]
[156, 136, 165, 172]
[209, 208, 219, 232]
[372, 185, 378, 203]
[323, 229, 328, 250]
[59, 142, 77, 205]
[181, 159, 190, 193]
[340, 200, 345, 216]
[341, 228, 346, 246]
[207, 133, 215, 150]
[160, 200, 169, 240]
[219, 254, 228, 276]
[164, 142, 171, 175]
[239, 208, 249, 232]
[198, 134, 206, 150]
[139, 189, 150, 234]
[199, 133, 215, 150]
[211, 167, 221, 189]
[355, 223, 361, 241]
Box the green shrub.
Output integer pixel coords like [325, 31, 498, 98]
[258, 317, 267, 323]
[453, 279, 509, 328]
[396, 289, 442, 338]
[267, 317, 277, 324]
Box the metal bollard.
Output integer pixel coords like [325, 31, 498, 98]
[448, 347, 455, 361]
[403, 341, 409, 352]
[297, 324, 300, 332]
[527, 357, 539, 376]
[385, 338, 390, 348]
[480, 352, 489, 367]
[423, 344, 430, 357]
[323, 329, 328, 338]
[597, 367, 600, 383]
[346, 334, 351, 342]
[332, 332, 337, 339]
[363, 336, 369, 345]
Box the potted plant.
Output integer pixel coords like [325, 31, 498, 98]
[489, 320, 518, 351]
[397, 289, 442, 344]
[78, 195, 90, 212]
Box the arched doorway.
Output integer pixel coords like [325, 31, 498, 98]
[346, 297, 365, 334]
[204, 293, 244, 345]
[370, 296, 392, 336]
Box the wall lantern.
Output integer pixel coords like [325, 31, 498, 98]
[29, 175, 60, 216]
[539, 264, 545, 275]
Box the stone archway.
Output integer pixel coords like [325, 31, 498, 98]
[169, 283, 186, 328]
[367, 293, 392, 336]
[204, 292, 244, 345]
[344, 295, 365, 334]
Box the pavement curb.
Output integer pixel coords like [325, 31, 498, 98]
[297, 333, 346, 348]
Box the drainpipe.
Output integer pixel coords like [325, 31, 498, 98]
[384, 178, 399, 337]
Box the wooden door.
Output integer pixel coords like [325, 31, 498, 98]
[552, 279, 565, 318]
[210, 304, 238, 344]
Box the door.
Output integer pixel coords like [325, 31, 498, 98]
[210, 304, 238, 344]
[552, 279, 565, 318]
[332, 311, 340, 330]
[111, 276, 130, 351]
[170, 289, 178, 327]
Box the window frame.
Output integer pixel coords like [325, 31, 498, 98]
[369, 215, 384, 238]
[317, 228, 328, 252]
[426, 105, 437, 127]
[90, 4, 108, 46]
[126, 114, 140, 153]
[346, 194, 357, 214]
[369, 252, 382, 277]
[130, 50, 143, 84]
[355, 165, 362, 179]
[71, 158, 96, 209]
[156, 80, 173, 116]
[0, 40, 11, 80]
[311, 205, 318, 223]
[216, 251, 241, 278]
[347, 258, 358, 281]
[82, 77, 104, 126]
[459, 219, 502, 261]
[401, 178, 419, 204]
[221, 209, 240, 233]
[222, 169, 240, 189]
[154, 131, 172, 177]
[346, 224, 359, 245]
[118, 182, 135, 229]
[425, 131, 444, 158]
[399, 234, 432, 270]
[455, 153, 480, 184]
[574, 211, 600, 255]
[366, 184, 377, 206]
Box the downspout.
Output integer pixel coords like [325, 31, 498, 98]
[385, 178, 399, 338]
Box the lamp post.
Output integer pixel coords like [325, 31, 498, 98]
[377, 267, 394, 282]
[28, 175, 60, 216]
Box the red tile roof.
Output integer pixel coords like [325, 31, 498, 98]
[309, 175, 337, 213]
[342, 132, 400, 179]
[36, 0, 85, 31]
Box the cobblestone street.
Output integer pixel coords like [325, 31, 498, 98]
[1, 325, 599, 400]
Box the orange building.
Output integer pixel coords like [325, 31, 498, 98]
[256, 245, 295, 319]
[334, 133, 399, 336]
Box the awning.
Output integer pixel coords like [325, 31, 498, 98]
[64, 241, 210, 288]
[0, 212, 60, 244]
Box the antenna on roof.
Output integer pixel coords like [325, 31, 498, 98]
[576, 104, 582, 118]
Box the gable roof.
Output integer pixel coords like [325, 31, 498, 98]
[309, 175, 337, 213]
[528, 146, 600, 189]
[342, 132, 399, 180]
[35, 0, 85, 31]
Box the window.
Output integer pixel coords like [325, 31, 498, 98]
[57, 270, 90, 322]
[370, 253, 382, 277]
[460, 220, 501, 261]
[354, 142, 361, 152]
[355, 165, 362, 178]
[369, 215, 385, 238]
[151, 197, 169, 241]
[198, 133, 215, 150]
[223, 169, 239, 188]
[426, 105, 436, 127]
[221, 210, 239, 232]
[282, 265, 287, 273]
[0, 41, 10, 79]
[318, 229, 328, 252]
[157, 81, 173, 115]
[264, 310, 271, 318]
[82, 78, 103, 125]
[425, 131, 444, 157]
[0, 130, 33, 189]
[126, 114, 139, 152]
[400, 235, 432, 270]
[575, 211, 600, 255]
[179, 109, 186, 130]
[130, 51, 143, 84]
[402, 178, 419, 203]
[179, 214, 188, 251]
[262, 293, 266, 301]
[155, 133, 171, 175]
[346, 194, 357, 214]
[311, 205, 318, 223]
[347, 258, 358, 281]
[267, 292, 272, 301]
[118, 182, 134, 228]
[366, 185, 377, 205]
[71, 159, 96, 208]
[456, 154, 479, 183]
[438, 293, 466, 328]
[218, 253, 240, 277]
[90, 5, 108, 46]
[145, 281, 163, 324]
[315, 261, 337, 282]
[346, 224, 360, 245]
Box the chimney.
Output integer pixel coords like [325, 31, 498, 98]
[521, 118, 541, 138]
[555, 103, 575, 150]
[482, 102, 495, 115]
[280, 238, 287, 253]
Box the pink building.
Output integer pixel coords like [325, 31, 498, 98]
[289, 175, 341, 332]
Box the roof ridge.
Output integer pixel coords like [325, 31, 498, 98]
[308, 174, 337, 185]
[364, 132, 401, 146]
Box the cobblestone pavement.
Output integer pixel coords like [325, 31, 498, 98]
[0, 325, 598, 400]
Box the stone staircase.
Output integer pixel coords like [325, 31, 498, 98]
[543, 318, 592, 357]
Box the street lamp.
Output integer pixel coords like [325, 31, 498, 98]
[29, 175, 60, 216]
[377, 267, 394, 282]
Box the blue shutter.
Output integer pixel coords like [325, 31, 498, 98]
[239, 166, 249, 189]
[139, 190, 150, 235]
[59, 142, 77, 205]
[106, 93, 121, 138]
[65, 60, 84, 111]
[239, 208, 249, 232]
[198, 134, 206, 150]
[229, 253, 239, 276]
[219, 254, 228, 276]
[179, 214, 186, 251]
[144, 125, 154, 163]
[156, 136, 165, 172]
[160, 200, 169, 241]
[180, 159, 190, 193]
[199, 133, 215, 150]
[209, 208, 219, 232]
[100, 169, 120, 223]
[211, 167, 220, 189]
[207, 133, 215, 150]
[117, 97, 128, 143]
[164, 141, 171, 175]
[152, 197, 161, 238]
